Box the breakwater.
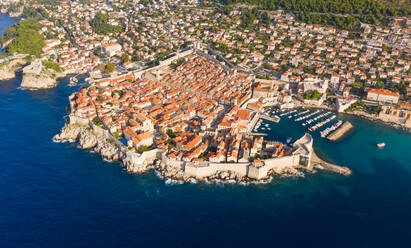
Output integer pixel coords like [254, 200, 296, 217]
[310, 149, 351, 175]
[327, 121, 354, 141]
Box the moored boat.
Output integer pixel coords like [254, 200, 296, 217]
[377, 143, 385, 148]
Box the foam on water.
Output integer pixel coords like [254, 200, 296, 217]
[154, 170, 164, 179]
[187, 178, 197, 184]
[165, 178, 184, 185]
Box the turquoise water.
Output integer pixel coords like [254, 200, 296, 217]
[1, 14, 411, 247]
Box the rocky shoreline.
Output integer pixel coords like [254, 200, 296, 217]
[0, 58, 26, 81]
[53, 123, 124, 161]
[0, 64, 17, 81]
[153, 161, 303, 185]
[344, 110, 411, 132]
[21, 70, 67, 89]
[0, 57, 68, 89]
[0, 7, 23, 18]
[160, 169, 307, 186]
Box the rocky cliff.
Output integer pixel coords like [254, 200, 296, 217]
[54, 123, 124, 161]
[20, 70, 66, 89]
[0, 59, 26, 81]
[6, 7, 23, 17]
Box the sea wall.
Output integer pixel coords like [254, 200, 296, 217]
[68, 115, 111, 139]
[66, 114, 163, 172]
[160, 153, 184, 169]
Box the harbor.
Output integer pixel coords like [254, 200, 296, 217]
[249, 107, 355, 176]
[256, 107, 354, 141]
[251, 112, 280, 132]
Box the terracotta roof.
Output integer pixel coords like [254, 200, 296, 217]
[368, 88, 400, 97]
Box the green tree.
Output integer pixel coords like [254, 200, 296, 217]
[92, 117, 103, 126]
[42, 60, 64, 72]
[376, 81, 384, 89]
[121, 53, 130, 63]
[138, 145, 150, 153]
[90, 12, 122, 35]
[103, 64, 116, 74]
[0, 19, 45, 57]
[166, 129, 176, 138]
[304, 90, 321, 100]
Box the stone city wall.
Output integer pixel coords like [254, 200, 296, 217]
[248, 155, 299, 180]
[184, 162, 249, 179]
[68, 115, 90, 126]
[126, 149, 162, 173]
[133, 48, 195, 79]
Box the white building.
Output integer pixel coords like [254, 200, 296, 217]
[367, 89, 399, 104]
[102, 43, 122, 57]
[336, 97, 357, 112]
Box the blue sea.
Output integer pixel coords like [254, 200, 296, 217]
[1, 15, 411, 247]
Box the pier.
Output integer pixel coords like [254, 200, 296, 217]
[310, 149, 352, 176]
[248, 113, 280, 132]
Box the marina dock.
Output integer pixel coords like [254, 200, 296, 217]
[310, 149, 352, 176]
[249, 113, 280, 132]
